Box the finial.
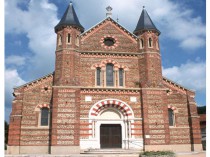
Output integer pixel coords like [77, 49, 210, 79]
[69, 1, 73, 5]
[143, 6, 145, 9]
[117, 17, 119, 22]
[106, 6, 113, 17]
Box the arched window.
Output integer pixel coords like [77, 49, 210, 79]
[119, 68, 124, 86]
[168, 108, 174, 126]
[76, 35, 79, 46]
[106, 63, 114, 86]
[96, 67, 101, 86]
[67, 33, 71, 44]
[148, 38, 153, 48]
[58, 34, 62, 45]
[156, 41, 159, 50]
[41, 107, 49, 126]
[140, 39, 144, 49]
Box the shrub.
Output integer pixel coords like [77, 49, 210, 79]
[140, 151, 175, 157]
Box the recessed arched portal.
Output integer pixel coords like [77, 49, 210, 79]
[85, 99, 136, 149]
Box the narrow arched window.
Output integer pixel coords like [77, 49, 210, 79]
[119, 68, 124, 86]
[41, 107, 49, 126]
[67, 33, 71, 43]
[149, 38, 152, 48]
[76, 35, 79, 46]
[106, 63, 114, 86]
[168, 108, 174, 126]
[58, 35, 62, 45]
[156, 41, 159, 50]
[140, 39, 144, 49]
[96, 67, 101, 86]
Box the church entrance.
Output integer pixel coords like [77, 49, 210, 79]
[100, 124, 122, 148]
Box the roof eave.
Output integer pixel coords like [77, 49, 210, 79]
[13, 72, 54, 90]
[133, 28, 161, 35]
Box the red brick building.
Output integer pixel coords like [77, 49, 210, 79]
[7, 3, 202, 154]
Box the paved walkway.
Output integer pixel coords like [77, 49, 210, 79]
[5, 151, 206, 157]
[176, 151, 206, 157]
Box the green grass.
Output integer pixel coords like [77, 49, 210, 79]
[140, 151, 175, 156]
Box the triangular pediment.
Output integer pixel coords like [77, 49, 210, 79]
[81, 17, 138, 40]
[80, 17, 138, 52]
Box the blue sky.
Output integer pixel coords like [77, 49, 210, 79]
[4, 0, 206, 122]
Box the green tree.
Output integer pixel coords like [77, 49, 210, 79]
[197, 106, 206, 114]
[5, 121, 9, 150]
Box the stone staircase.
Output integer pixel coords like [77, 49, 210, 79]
[81, 148, 141, 156]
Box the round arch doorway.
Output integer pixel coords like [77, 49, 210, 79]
[97, 108, 123, 149]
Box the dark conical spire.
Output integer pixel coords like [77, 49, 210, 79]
[134, 7, 160, 35]
[55, 2, 84, 32]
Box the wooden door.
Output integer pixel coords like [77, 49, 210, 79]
[100, 124, 122, 148]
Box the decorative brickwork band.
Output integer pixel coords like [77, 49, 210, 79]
[89, 99, 134, 118]
[91, 59, 129, 71]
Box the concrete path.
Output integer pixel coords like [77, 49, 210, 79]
[176, 151, 206, 157]
[5, 151, 206, 157]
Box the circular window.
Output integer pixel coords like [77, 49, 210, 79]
[104, 37, 115, 46]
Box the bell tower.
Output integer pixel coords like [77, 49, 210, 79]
[51, 2, 84, 154]
[54, 2, 84, 86]
[134, 7, 162, 88]
[135, 7, 170, 150]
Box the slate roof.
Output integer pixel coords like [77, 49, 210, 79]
[134, 8, 160, 35]
[55, 2, 84, 32]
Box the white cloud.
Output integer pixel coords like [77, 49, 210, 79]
[163, 60, 206, 92]
[5, 69, 26, 120]
[5, 69, 26, 96]
[5, 0, 58, 78]
[85, 0, 205, 50]
[6, 55, 26, 66]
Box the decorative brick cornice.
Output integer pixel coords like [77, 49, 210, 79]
[163, 77, 194, 95]
[81, 87, 140, 94]
[14, 73, 54, 92]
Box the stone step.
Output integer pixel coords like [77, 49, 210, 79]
[5, 155, 139, 157]
[82, 149, 141, 154]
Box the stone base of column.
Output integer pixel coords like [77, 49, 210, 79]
[51, 146, 80, 154]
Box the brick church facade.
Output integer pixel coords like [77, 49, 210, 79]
[8, 3, 202, 154]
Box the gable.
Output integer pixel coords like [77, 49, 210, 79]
[80, 18, 138, 52]
[163, 77, 195, 96]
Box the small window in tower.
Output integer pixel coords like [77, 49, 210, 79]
[96, 67, 101, 86]
[168, 108, 174, 126]
[140, 39, 144, 49]
[119, 68, 124, 86]
[58, 35, 62, 45]
[148, 38, 153, 48]
[41, 107, 49, 126]
[67, 33, 71, 43]
[76, 35, 79, 46]
[156, 41, 159, 50]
